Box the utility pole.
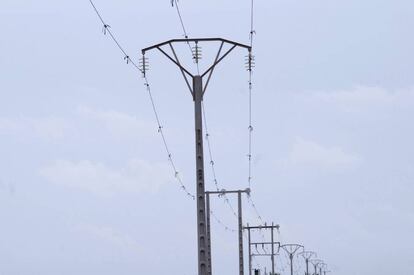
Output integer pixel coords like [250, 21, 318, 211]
[298, 251, 316, 275]
[142, 38, 251, 275]
[281, 244, 304, 275]
[310, 259, 323, 275]
[244, 223, 280, 275]
[319, 263, 327, 275]
[205, 188, 250, 275]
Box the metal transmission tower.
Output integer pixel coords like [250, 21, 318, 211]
[142, 38, 251, 275]
[310, 259, 323, 275]
[281, 244, 304, 275]
[319, 263, 327, 275]
[298, 251, 317, 275]
[205, 189, 251, 275]
[244, 223, 280, 275]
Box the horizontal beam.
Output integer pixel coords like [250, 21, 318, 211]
[250, 242, 280, 246]
[206, 188, 250, 195]
[244, 225, 280, 230]
[142, 37, 251, 54]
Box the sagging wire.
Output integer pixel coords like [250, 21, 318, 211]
[170, 0, 200, 74]
[276, 254, 288, 273]
[89, 0, 141, 72]
[210, 209, 237, 233]
[144, 80, 195, 200]
[244, 0, 269, 238]
[202, 102, 239, 220]
[247, 0, 255, 189]
[89, 0, 195, 200]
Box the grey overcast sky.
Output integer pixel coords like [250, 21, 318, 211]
[0, 0, 413, 275]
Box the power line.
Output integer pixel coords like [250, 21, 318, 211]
[171, 0, 189, 39]
[89, 0, 195, 200]
[170, 0, 200, 74]
[210, 209, 237, 233]
[244, 0, 268, 231]
[202, 102, 239, 219]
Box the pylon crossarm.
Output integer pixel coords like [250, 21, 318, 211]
[156, 46, 194, 77]
[141, 37, 251, 53]
[201, 44, 237, 77]
[310, 259, 323, 268]
[299, 251, 317, 260]
[168, 43, 194, 95]
[202, 41, 224, 95]
[281, 244, 304, 255]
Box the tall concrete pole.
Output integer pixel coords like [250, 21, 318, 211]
[248, 225, 252, 275]
[271, 223, 275, 275]
[238, 191, 244, 275]
[193, 75, 208, 275]
[206, 192, 212, 275]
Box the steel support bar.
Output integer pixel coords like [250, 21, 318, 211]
[156, 47, 194, 77]
[206, 189, 250, 195]
[243, 225, 280, 230]
[250, 242, 275, 245]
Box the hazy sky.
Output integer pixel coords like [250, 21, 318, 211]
[0, 1, 413, 275]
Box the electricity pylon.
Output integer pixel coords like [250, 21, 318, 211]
[205, 189, 250, 275]
[310, 259, 323, 275]
[319, 263, 327, 275]
[142, 38, 251, 275]
[281, 244, 304, 275]
[298, 251, 316, 275]
[244, 223, 280, 275]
